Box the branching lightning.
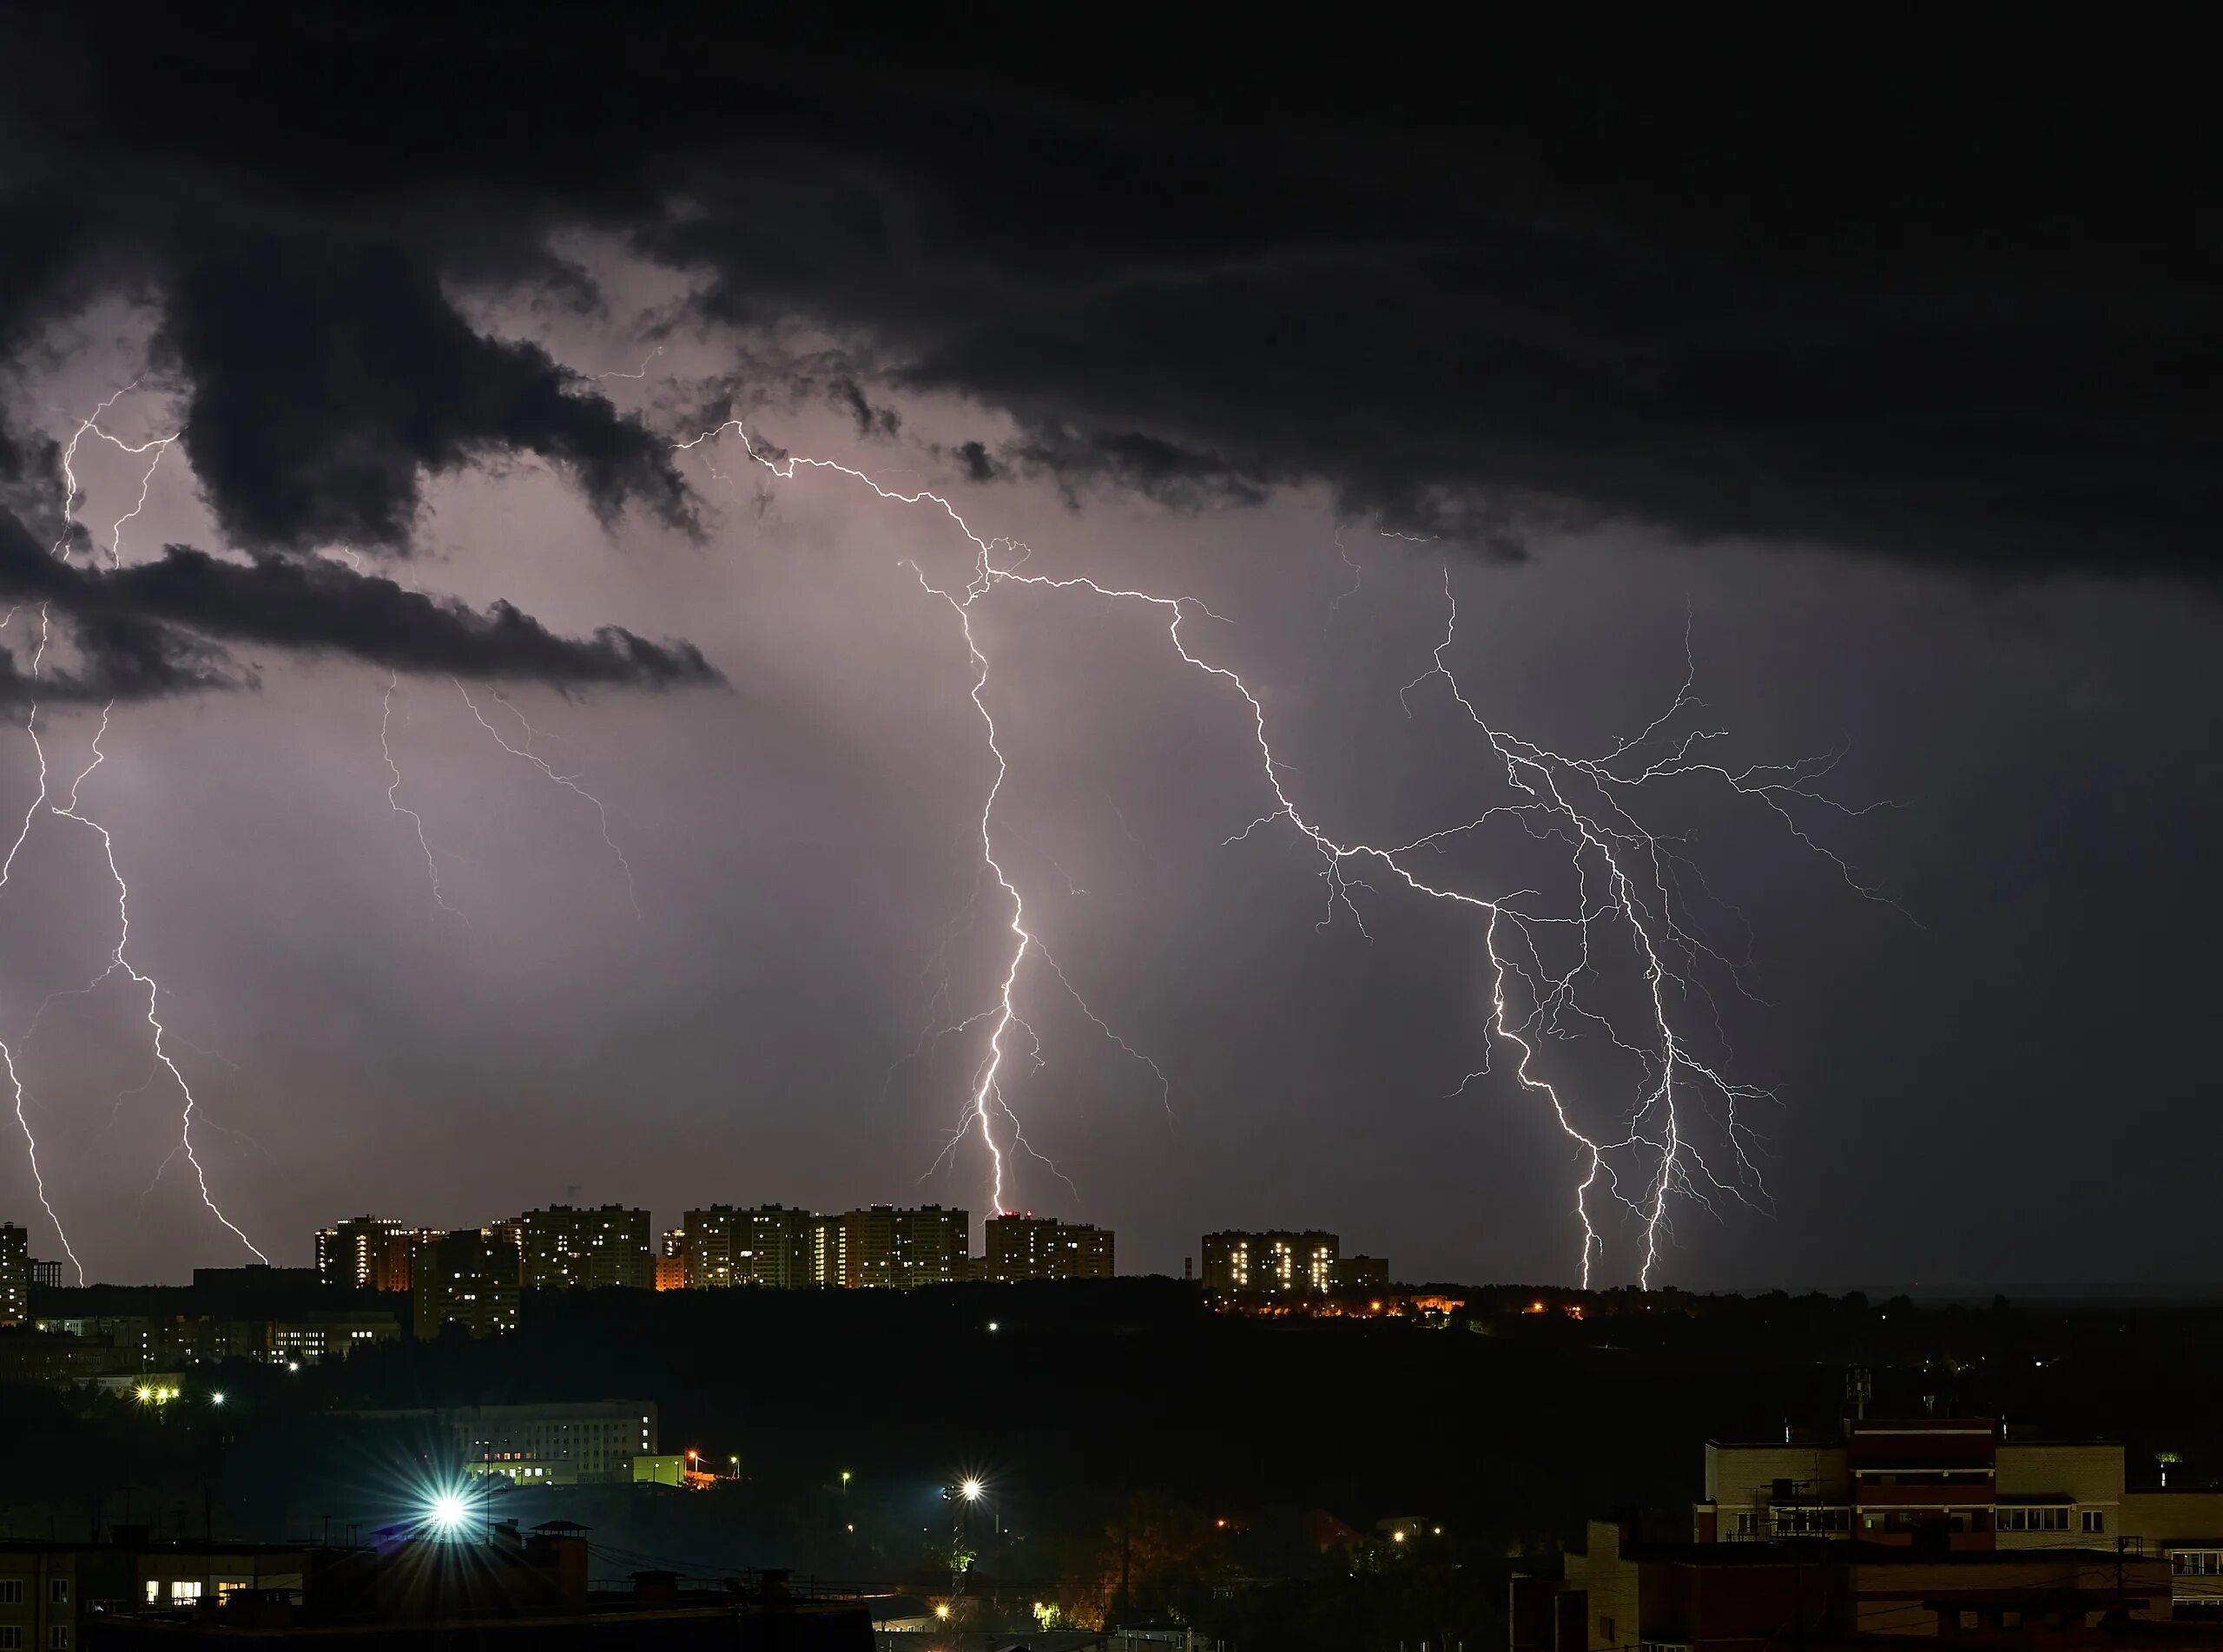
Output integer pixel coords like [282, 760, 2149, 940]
[52, 707, 269, 1260]
[0, 387, 264, 1268]
[454, 681, 643, 920]
[382, 673, 467, 925]
[679, 419, 1885, 1283]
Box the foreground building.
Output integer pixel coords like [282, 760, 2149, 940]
[77, 1525, 872, 1648]
[1200, 1229, 1339, 1295]
[1517, 1517, 2174, 1650]
[1515, 1415, 2223, 1650]
[1, 1534, 326, 1649]
[1698, 1416, 2223, 1613]
[986, 1213, 1114, 1281]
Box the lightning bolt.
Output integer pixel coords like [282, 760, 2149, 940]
[381, 673, 467, 925]
[51, 701, 267, 1260]
[454, 681, 643, 921]
[680, 419, 1884, 1284]
[0, 388, 262, 1267]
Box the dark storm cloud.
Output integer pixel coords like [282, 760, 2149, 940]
[2, 8, 2217, 578]
[0, 510, 721, 701]
[155, 240, 694, 553]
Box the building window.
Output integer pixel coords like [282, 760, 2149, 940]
[1600, 1616, 1616, 1643]
[47, 1581, 65, 1604]
[2174, 1551, 2223, 1576]
[48, 1631, 68, 1651]
[170, 1583, 202, 1602]
[0, 1629, 19, 1650]
[0, 1581, 19, 1603]
[144, 1581, 160, 1603]
[2082, 1510, 2105, 1534]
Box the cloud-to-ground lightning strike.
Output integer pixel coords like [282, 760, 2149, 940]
[0, 388, 265, 1266]
[679, 419, 1882, 1284]
[52, 708, 269, 1260]
[0, 604, 76, 1278]
[454, 681, 643, 921]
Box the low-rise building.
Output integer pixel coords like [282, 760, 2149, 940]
[1516, 1517, 2174, 1651]
[347, 1400, 659, 1486]
[1696, 1417, 2223, 1616]
[1, 1535, 326, 1649]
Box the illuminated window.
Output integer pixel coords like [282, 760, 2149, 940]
[144, 1581, 161, 1603]
[170, 1583, 202, 1602]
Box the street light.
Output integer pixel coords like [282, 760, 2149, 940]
[210, 1392, 226, 1407]
[960, 1478, 983, 1502]
[427, 1492, 470, 1534]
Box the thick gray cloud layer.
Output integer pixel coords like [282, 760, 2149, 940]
[4, 7, 2213, 577]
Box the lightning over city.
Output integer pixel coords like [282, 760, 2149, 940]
[0, 4, 2207, 1317]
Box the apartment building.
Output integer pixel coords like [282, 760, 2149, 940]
[1696, 1417, 2223, 1614]
[985, 1214, 1113, 1281]
[313, 1216, 438, 1292]
[1200, 1229, 1338, 1295]
[673, 1204, 818, 1289]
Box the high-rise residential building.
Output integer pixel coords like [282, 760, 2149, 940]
[506, 1204, 654, 1291]
[0, 1222, 26, 1324]
[1331, 1254, 1389, 1291]
[1201, 1229, 1339, 1295]
[986, 1214, 1114, 1281]
[835, 1204, 970, 1288]
[676, 1204, 818, 1289]
[411, 1229, 522, 1339]
[314, 1215, 437, 1291]
[808, 1213, 843, 1288]
[30, 1259, 64, 1289]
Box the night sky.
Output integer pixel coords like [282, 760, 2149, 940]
[0, 11, 2213, 1290]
